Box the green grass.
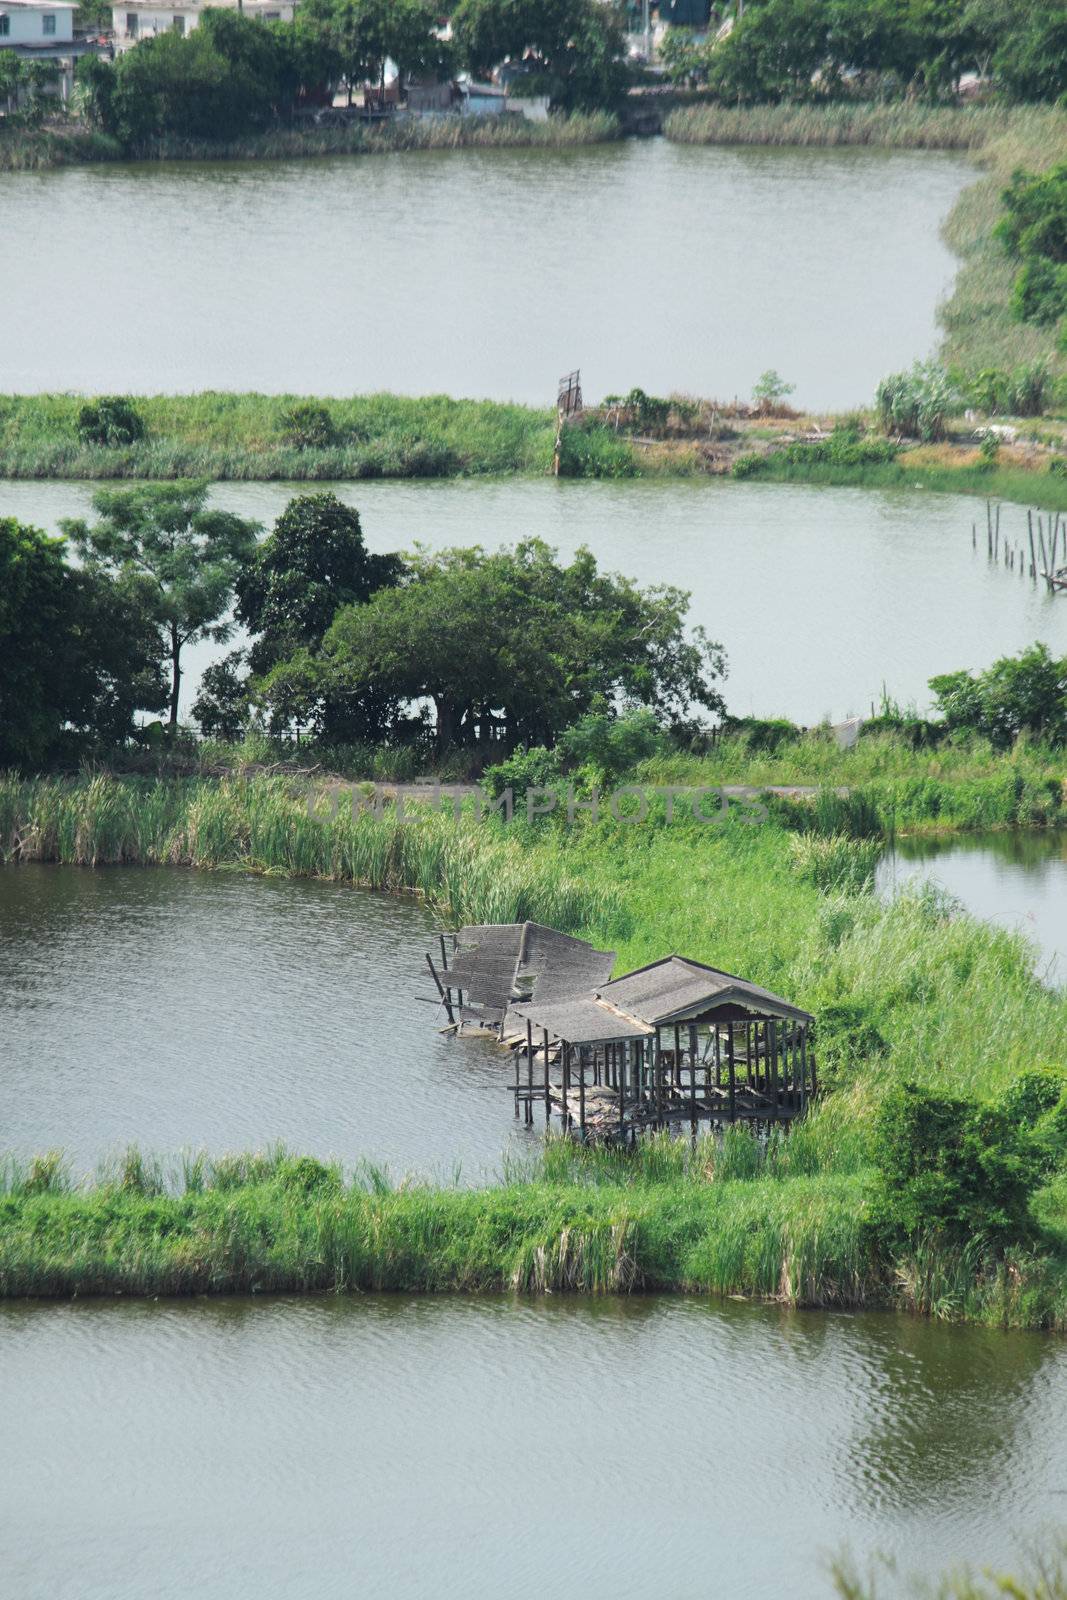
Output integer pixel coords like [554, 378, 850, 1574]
[2, 769, 1065, 1109]
[728, 455, 1067, 511]
[2, 1131, 1065, 1323]
[0, 109, 619, 173]
[0, 1137, 871, 1302]
[4, 768, 1067, 1317]
[0, 391, 557, 480]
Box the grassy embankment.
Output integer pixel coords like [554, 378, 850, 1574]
[3, 106, 1067, 493]
[2, 763, 1067, 1318]
[0, 108, 619, 173]
[0, 391, 557, 480]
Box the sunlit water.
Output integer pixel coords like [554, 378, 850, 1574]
[0, 141, 970, 406]
[3, 478, 1064, 724]
[879, 828, 1067, 986]
[0, 864, 529, 1175]
[2, 1293, 1066, 1600]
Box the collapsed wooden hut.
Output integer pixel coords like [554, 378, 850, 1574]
[425, 928, 815, 1141]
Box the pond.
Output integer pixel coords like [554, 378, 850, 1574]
[3, 477, 1065, 725]
[879, 828, 1067, 986]
[0, 140, 970, 409]
[2, 1291, 1066, 1600]
[0, 863, 529, 1176]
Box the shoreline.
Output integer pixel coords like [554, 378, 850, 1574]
[3, 390, 1067, 506]
[2, 773, 1066, 1324]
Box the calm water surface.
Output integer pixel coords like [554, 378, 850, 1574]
[0, 142, 969, 407]
[0, 864, 528, 1175]
[2, 1293, 1066, 1600]
[880, 828, 1067, 985]
[4, 478, 1065, 724]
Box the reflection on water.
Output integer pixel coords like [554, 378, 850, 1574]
[0, 142, 970, 406]
[879, 830, 1067, 984]
[3, 478, 1065, 725]
[0, 1293, 1064, 1600]
[0, 863, 531, 1174]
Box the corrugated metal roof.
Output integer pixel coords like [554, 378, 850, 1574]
[435, 927, 810, 1045]
[444, 922, 616, 1017]
[510, 995, 654, 1045]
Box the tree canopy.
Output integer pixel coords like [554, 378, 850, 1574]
[0, 518, 165, 768]
[450, 0, 629, 109]
[297, 538, 725, 754]
[929, 642, 1067, 748]
[231, 492, 404, 741]
[62, 483, 259, 733]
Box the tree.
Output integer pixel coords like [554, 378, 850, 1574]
[995, 1, 1067, 103]
[929, 643, 1067, 748]
[235, 492, 403, 740]
[0, 518, 165, 768]
[191, 650, 251, 743]
[62, 483, 259, 735]
[995, 162, 1067, 329]
[310, 538, 726, 755]
[708, 0, 832, 103]
[451, 0, 628, 110]
[77, 10, 317, 147]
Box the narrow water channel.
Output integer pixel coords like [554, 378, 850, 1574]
[2, 1293, 1065, 1600]
[879, 829, 1067, 985]
[4, 478, 1064, 725]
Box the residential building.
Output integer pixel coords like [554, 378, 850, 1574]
[111, 0, 294, 50]
[0, 0, 97, 103]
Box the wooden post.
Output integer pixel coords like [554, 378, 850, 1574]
[559, 1031, 569, 1128]
[654, 1026, 663, 1127]
[727, 1022, 736, 1123]
[543, 1027, 552, 1125]
[986, 499, 992, 558]
[1028, 511, 1036, 578]
[578, 1046, 586, 1133]
[768, 1020, 779, 1117]
[619, 1041, 627, 1140]
[425, 952, 454, 1025]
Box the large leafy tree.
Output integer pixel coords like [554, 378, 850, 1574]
[451, 0, 628, 110]
[302, 538, 725, 755]
[62, 483, 259, 735]
[232, 492, 404, 740]
[0, 518, 165, 768]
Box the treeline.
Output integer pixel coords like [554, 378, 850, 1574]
[663, 0, 1067, 103]
[75, 0, 627, 149]
[0, 486, 725, 769]
[5, 480, 1067, 777]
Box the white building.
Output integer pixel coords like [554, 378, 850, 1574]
[0, 0, 92, 103]
[111, 0, 294, 50]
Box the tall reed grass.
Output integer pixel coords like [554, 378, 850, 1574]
[0, 391, 556, 480]
[0, 110, 618, 173]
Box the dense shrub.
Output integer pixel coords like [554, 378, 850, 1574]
[557, 423, 637, 478]
[868, 1082, 1042, 1257]
[929, 642, 1067, 749]
[778, 436, 898, 467]
[996, 163, 1067, 330]
[76, 396, 146, 447]
[481, 744, 562, 801]
[875, 362, 959, 442]
[280, 402, 337, 450]
[965, 360, 1056, 417]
